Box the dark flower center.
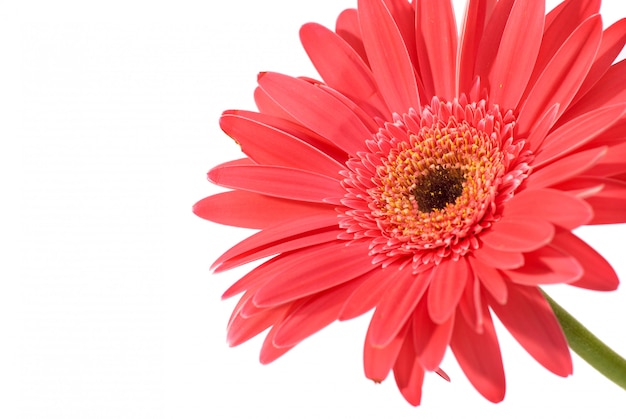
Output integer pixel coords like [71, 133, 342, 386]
[413, 166, 465, 213]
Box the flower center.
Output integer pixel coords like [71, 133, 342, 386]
[340, 97, 532, 267]
[412, 166, 464, 213]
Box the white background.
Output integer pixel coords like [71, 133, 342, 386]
[5, 0, 626, 417]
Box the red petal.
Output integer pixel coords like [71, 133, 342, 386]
[367, 268, 430, 347]
[338, 264, 394, 321]
[487, 0, 544, 110]
[550, 229, 619, 291]
[335, 8, 369, 65]
[502, 188, 593, 229]
[524, 103, 559, 151]
[393, 335, 425, 406]
[219, 112, 345, 178]
[272, 279, 365, 348]
[517, 15, 602, 134]
[525, 147, 607, 190]
[415, 0, 458, 100]
[260, 319, 295, 365]
[364, 320, 409, 382]
[252, 241, 376, 307]
[300, 23, 389, 120]
[469, 256, 508, 304]
[450, 303, 505, 403]
[480, 218, 554, 252]
[488, 284, 572, 377]
[193, 191, 330, 229]
[534, 104, 626, 167]
[459, 0, 497, 94]
[208, 164, 344, 204]
[583, 177, 626, 224]
[413, 301, 454, 371]
[257, 72, 373, 155]
[472, 241, 524, 270]
[358, 0, 421, 113]
[504, 245, 583, 286]
[427, 258, 470, 324]
[574, 18, 626, 103]
[227, 305, 287, 347]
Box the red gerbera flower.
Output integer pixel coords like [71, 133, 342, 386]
[195, 0, 626, 405]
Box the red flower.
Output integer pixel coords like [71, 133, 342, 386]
[194, 0, 625, 405]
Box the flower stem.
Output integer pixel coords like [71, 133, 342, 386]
[543, 291, 626, 390]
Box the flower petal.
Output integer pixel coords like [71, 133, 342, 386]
[502, 188, 593, 229]
[472, 242, 524, 270]
[488, 283, 572, 377]
[272, 279, 366, 348]
[335, 8, 369, 65]
[338, 264, 395, 321]
[253, 240, 376, 307]
[208, 164, 345, 204]
[551, 229, 619, 291]
[487, 0, 544, 110]
[504, 245, 583, 286]
[525, 146, 607, 190]
[257, 72, 373, 155]
[193, 191, 330, 229]
[367, 268, 430, 347]
[517, 15, 602, 134]
[427, 258, 470, 324]
[393, 335, 425, 406]
[413, 301, 455, 371]
[415, 0, 458, 100]
[583, 177, 626, 224]
[358, 0, 421, 113]
[469, 256, 508, 304]
[450, 303, 505, 403]
[219, 112, 345, 178]
[480, 218, 554, 252]
[212, 212, 340, 273]
[533, 104, 626, 167]
[364, 320, 408, 382]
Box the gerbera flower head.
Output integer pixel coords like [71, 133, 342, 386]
[195, 0, 626, 405]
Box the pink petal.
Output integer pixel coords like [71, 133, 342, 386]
[252, 240, 376, 307]
[363, 320, 409, 382]
[393, 336, 425, 406]
[487, 0, 544, 110]
[488, 283, 572, 377]
[227, 305, 287, 347]
[584, 142, 626, 178]
[502, 188, 593, 229]
[338, 264, 397, 321]
[469, 256, 508, 304]
[533, 104, 626, 167]
[193, 191, 331, 229]
[427, 258, 470, 324]
[562, 59, 626, 122]
[272, 279, 365, 348]
[504, 245, 583, 286]
[212, 212, 340, 272]
[335, 8, 369, 65]
[459, 0, 497, 94]
[472, 242, 524, 270]
[480, 218, 554, 252]
[523, 103, 559, 152]
[517, 15, 602, 134]
[300, 23, 389, 120]
[458, 270, 484, 333]
[574, 18, 626, 104]
[412, 301, 455, 371]
[219, 112, 345, 178]
[583, 177, 626, 224]
[550, 229, 619, 291]
[358, 0, 421, 113]
[367, 268, 430, 347]
[222, 109, 348, 163]
[529, 0, 600, 90]
[450, 303, 505, 403]
[415, 0, 458, 100]
[260, 320, 295, 365]
[525, 146, 607, 190]
[208, 164, 344, 204]
[257, 72, 373, 155]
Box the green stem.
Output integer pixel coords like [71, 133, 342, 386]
[543, 291, 626, 390]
